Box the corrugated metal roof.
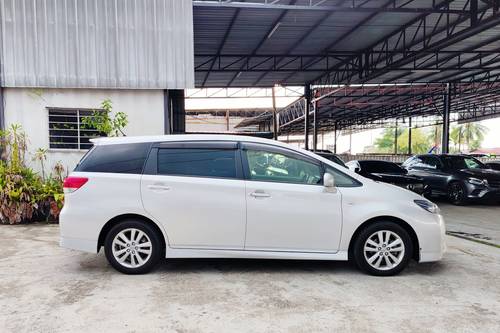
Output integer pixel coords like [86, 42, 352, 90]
[0, 0, 194, 89]
[193, 0, 500, 87]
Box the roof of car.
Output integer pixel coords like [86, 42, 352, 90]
[352, 159, 396, 164]
[91, 134, 282, 146]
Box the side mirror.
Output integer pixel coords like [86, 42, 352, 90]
[324, 172, 335, 188]
[348, 161, 361, 173]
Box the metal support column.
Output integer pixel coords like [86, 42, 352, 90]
[408, 117, 412, 155]
[333, 124, 337, 154]
[304, 85, 311, 150]
[312, 99, 318, 151]
[471, 0, 478, 26]
[272, 86, 278, 140]
[163, 89, 186, 134]
[442, 83, 451, 154]
[394, 119, 398, 155]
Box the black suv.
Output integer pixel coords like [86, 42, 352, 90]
[402, 154, 500, 205]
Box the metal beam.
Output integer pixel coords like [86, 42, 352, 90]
[192, 1, 467, 14]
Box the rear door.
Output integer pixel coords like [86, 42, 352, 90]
[141, 141, 247, 250]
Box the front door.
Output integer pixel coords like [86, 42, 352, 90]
[141, 141, 246, 250]
[242, 143, 343, 252]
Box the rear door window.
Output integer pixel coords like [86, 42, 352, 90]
[157, 148, 238, 179]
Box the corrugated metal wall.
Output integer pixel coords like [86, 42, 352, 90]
[0, 0, 194, 89]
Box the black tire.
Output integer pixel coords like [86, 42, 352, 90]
[353, 221, 413, 276]
[448, 181, 468, 205]
[104, 219, 163, 274]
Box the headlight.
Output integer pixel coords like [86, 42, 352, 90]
[467, 177, 486, 186]
[414, 199, 440, 214]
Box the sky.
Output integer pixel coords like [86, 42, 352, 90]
[185, 88, 500, 153]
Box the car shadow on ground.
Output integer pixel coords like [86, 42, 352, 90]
[76, 253, 448, 277]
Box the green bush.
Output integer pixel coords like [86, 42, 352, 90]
[0, 125, 64, 224]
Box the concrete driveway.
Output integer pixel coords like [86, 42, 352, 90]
[1, 224, 499, 333]
[438, 201, 500, 246]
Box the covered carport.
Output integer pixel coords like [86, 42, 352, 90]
[192, 0, 500, 153]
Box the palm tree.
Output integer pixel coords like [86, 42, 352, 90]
[451, 122, 488, 152]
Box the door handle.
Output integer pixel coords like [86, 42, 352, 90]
[250, 191, 271, 198]
[147, 184, 171, 191]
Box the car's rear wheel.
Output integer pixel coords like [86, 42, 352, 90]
[448, 181, 467, 205]
[104, 220, 162, 274]
[353, 222, 413, 276]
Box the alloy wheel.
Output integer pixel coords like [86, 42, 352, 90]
[449, 183, 465, 203]
[363, 230, 405, 271]
[112, 228, 153, 268]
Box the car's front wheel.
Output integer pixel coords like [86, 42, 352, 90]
[104, 220, 162, 274]
[448, 181, 467, 205]
[353, 222, 413, 276]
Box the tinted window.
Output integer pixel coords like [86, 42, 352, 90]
[444, 156, 485, 170]
[157, 148, 237, 178]
[404, 156, 441, 169]
[361, 161, 404, 174]
[245, 149, 322, 185]
[75, 143, 151, 174]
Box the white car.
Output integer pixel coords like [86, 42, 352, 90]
[60, 135, 446, 276]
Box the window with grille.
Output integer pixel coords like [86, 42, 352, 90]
[48, 108, 105, 150]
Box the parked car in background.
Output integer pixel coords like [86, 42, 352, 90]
[403, 154, 500, 205]
[346, 160, 428, 195]
[309, 150, 347, 168]
[485, 161, 500, 171]
[60, 135, 445, 276]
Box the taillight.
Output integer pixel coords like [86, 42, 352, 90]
[63, 176, 88, 193]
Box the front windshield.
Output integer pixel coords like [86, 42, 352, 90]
[444, 156, 485, 170]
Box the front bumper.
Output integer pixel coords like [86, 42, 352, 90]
[466, 183, 500, 201]
[419, 214, 446, 263]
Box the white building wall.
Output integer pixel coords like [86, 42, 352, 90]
[3, 88, 164, 175]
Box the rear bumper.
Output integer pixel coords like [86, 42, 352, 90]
[60, 236, 98, 253]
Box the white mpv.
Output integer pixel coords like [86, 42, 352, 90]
[60, 135, 445, 276]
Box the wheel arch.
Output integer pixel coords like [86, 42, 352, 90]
[348, 215, 420, 262]
[97, 213, 167, 254]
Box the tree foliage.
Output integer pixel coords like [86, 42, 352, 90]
[82, 99, 128, 137]
[374, 127, 431, 154]
[373, 122, 488, 154]
[450, 123, 488, 152]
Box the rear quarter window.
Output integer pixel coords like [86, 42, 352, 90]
[75, 143, 151, 174]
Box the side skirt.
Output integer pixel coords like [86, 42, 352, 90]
[165, 248, 349, 261]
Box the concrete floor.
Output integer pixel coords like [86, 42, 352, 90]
[1, 223, 499, 333]
[438, 201, 500, 246]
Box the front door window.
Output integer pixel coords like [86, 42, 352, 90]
[246, 149, 322, 185]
